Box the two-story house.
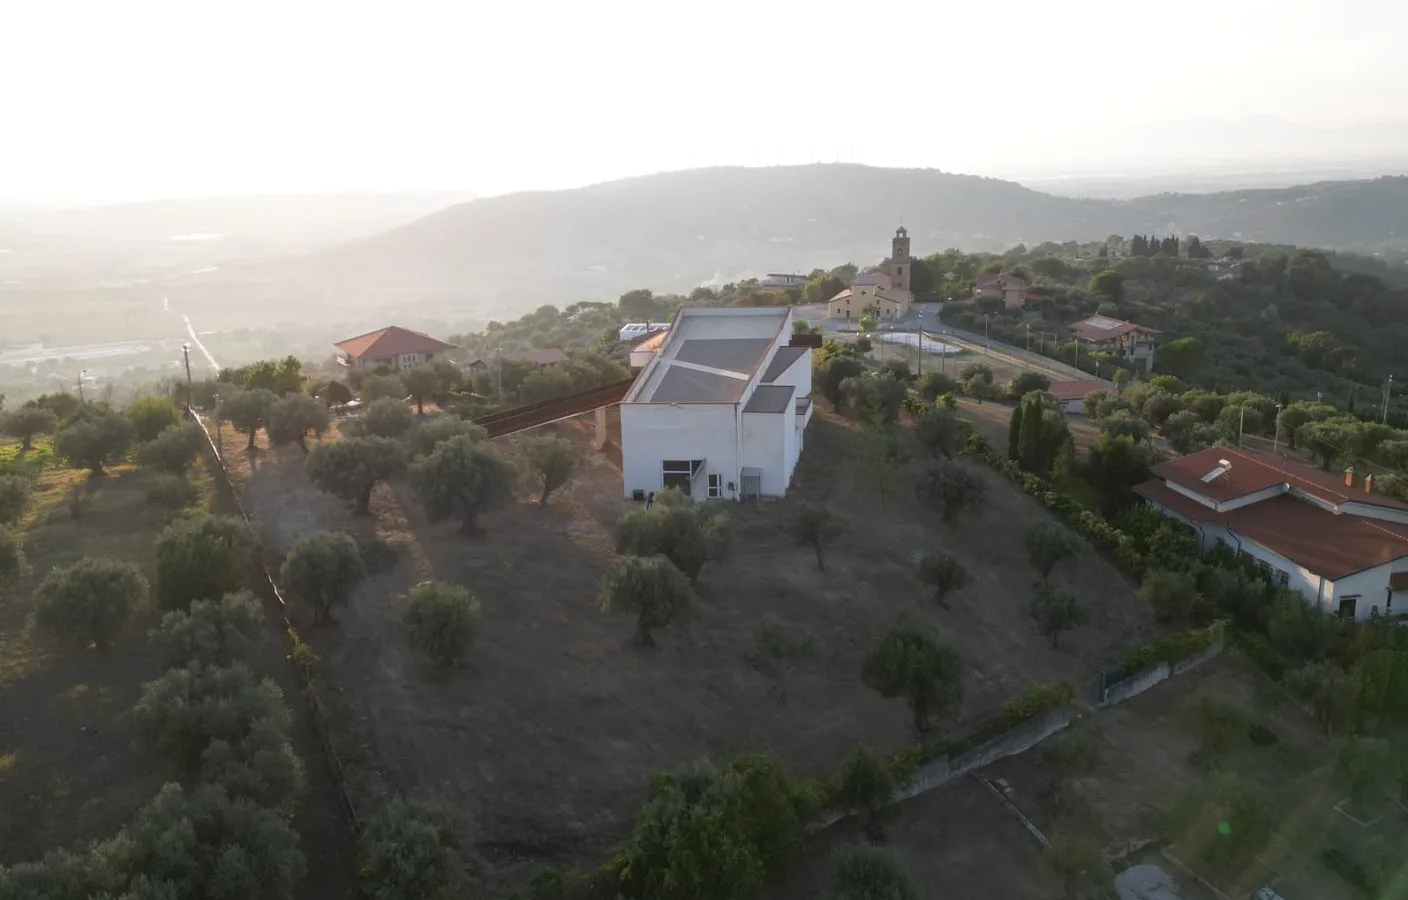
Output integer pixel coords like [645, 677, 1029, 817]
[1069, 315, 1159, 374]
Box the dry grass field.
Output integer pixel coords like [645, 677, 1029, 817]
[219, 404, 1161, 889]
[0, 436, 354, 898]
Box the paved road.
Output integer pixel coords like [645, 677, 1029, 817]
[164, 297, 220, 371]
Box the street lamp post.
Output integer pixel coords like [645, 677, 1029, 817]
[182, 343, 194, 409]
[1383, 374, 1395, 425]
[213, 393, 223, 454]
[984, 314, 990, 354]
[1272, 403, 1284, 454]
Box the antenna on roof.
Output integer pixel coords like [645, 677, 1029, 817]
[1201, 459, 1233, 483]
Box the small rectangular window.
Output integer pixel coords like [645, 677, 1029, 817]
[1276, 570, 1290, 588]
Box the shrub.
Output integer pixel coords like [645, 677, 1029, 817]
[413, 435, 515, 533]
[306, 435, 407, 514]
[280, 530, 366, 626]
[518, 434, 578, 504]
[351, 397, 415, 439]
[1001, 681, 1076, 729]
[408, 417, 486, 458]
[137, 421, 207, 475]
[1115, 623, 1223, 679]
[599, 555, 695, 647]
[33, 557, 149, 650]
[125, 395, 181, 442]
[403, 581, 482, 669]
[0, 524, 24, 586]
[155, 514, 253, 611]
[915, 371, 958, 403]
[361, 373, 407, 403]
[826, 747, 900, 838]
[831, 845, 919, 900]
[134, 662, 288, 772]
[0, 472, 31, 523]
[146, 473, 199, 509]
[54, 412, 135, 475]
[197, 715, 305, 812]
[150, 591, 264, 669]
[1139, 568, 1203, 623]
[357, 797, 475, 900]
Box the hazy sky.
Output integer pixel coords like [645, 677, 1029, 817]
[6, 0, 1408, 205]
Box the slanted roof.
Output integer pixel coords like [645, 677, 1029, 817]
[975, 272, 1027, 289]
[625, 306, 790, 404]
[853, 270, 892, 288]
[1046, 380, 1108, 403]
[761, 346, 808, 383]
[674, 338, 773, 373]
[1153, 446, 1408, 511]
[1221, 494, 1408, 579]
[1069, 315, 1159, 343]
[743, 384, 796, 413]
[336, 326, 456, 360]
[651, 367, 745, 403]
[828, 288, 853, 303]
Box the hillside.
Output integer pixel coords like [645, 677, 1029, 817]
[265, 165, 1408, 318]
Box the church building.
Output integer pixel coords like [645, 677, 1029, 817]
[827, 227, 915, 321]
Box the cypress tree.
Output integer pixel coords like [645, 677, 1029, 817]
[1008, 403, 1024, 461]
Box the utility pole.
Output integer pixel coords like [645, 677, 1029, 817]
[182, 343, 194, 409]
[1383, 374, 1395, 425]
[1238, 404, 1246, 447]
[495, 347, 504, 405]
[984, 314, 990, 354]
[214, 393, 223, 453]
[76, 370, 87, 404]
[1272, 403, 1283, 454]
[916, 308, 923, 377]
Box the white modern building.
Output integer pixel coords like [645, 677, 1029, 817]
[619, 306, 813, 501]
[1135, 446, 1408, 621]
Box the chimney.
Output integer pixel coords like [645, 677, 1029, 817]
[1366, 474, 1375, 494]
[1344, 467, 1355, 487]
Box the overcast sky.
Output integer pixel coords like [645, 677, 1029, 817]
[5, 0, 1408, 205]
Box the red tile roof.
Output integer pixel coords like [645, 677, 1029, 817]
[1069, 315, 1159, 343]
[975, 272, 1027, 289]
[1153, 446, 1408, 511]
[335, 326, 456, 360]
[1046, 380, 1108, 403]
[1133, 479, 1219, 522]
[828, 288, 853, 303]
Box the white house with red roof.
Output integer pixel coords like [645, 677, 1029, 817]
[1069, 315, 1159, 373]
[335, 326, 457, 371]
[1135, 446, 1408, 621]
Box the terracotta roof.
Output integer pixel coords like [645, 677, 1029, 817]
[335, 326, 456, 360]
[976, 272, 1027, 288]
[1153, 446, 1408, 511]
[1069, 315, 1158, 343]
[1221, 495, 1408, 580]
[1046, 380, 1109, 403]
[854, 271, 892, 288]
[828, 288, 853, 303]
[874, 289, 908, 304]
[1137, 480, 1408, 580]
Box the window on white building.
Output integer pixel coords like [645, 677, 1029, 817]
[662, 460, 693, 495]
[1338, 595, 1359, 619]
[1276, 570, 1289, 588]
[707, 474, 722, 499]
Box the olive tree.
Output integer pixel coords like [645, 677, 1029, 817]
[852, 424, 911, 511]
[218, 388, 276, 450]
[33, 557, 149, 650]
[615, 495, 732, 582]
[55, 412, 135, 476]
[1025, 522, 1079, 580]
[403, 581, 481, 669]
[281, 530, 366, 626]
[828, 747, 901, 841]
[0, 405, 59, 451]
[361, 373, 406, 403]
[306, 435, 407, 515]
[409, 417, 486, 458]
[917, 549, 969, 607]
[744, 614, 822, 704]
[413, 435, 515, 533]
[915, 461, 988, 523]
[1139, 568, 1202, 623]
[402, 364, 443, 415]
[125, 395, 181, 442]
[789, 501, 845, 570]
[197, 715, 305, 813]
[134, 662, 288, 771]
[351, 397, 414, 439]
[266, 393, 330, 450]
[356, 797, 475, 900]
[861, 617, 963, 733]
[914, 406, 960, 459]
[517, 434, 577, 505]
[1030, 581, 1090, 649]
[137, 421, 207, 476]
[155, 514, 253, 611]
[150, 591, 264, 669]
[598, 554, 696, 647]
[0, 473, 31, 524]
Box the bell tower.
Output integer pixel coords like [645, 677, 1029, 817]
[890, 226, 911, 294]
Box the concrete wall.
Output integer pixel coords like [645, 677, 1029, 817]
[620, 403, 739, 499]
[1098, 642, 1224, 707]
[741, 410, 786, 496]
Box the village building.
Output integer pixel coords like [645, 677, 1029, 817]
[334, 326, 457, 371]
[619, 306, 812, 501]
[466, 348, 570, 374]
[1135, 446, 1408, 621]
[828, 228, 915, 321]
[1068, 315, 1159, 374]
[972, 272, 1042, 310]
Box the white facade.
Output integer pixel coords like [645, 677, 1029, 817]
[619, 306, 812, 501]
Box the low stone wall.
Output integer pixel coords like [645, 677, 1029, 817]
[1098, 642, 1224, 708]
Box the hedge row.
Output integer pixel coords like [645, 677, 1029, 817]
[960, 427, 1148, 573]
[1114, 622, 1226, 681]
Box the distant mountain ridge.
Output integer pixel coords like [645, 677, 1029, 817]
[260, 165, 1408, 316]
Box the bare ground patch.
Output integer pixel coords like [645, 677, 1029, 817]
[231, 407, 1159, 889]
